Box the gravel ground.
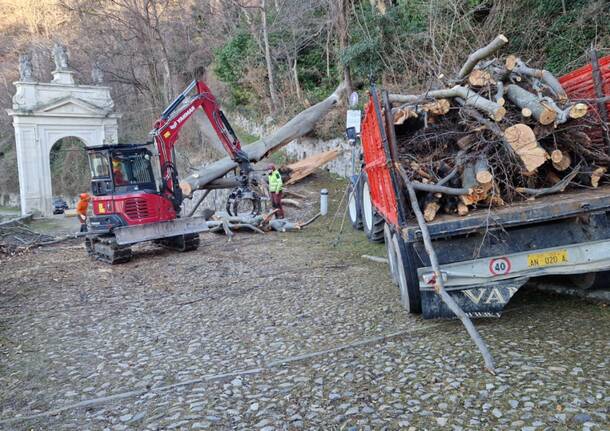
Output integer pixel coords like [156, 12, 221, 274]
[0, 174, 608, 431]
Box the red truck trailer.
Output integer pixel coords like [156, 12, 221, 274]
[349, 60, 610, 319]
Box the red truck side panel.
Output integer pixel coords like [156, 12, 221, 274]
[559, 55, 610, 149]
[361, 97, 399, 226]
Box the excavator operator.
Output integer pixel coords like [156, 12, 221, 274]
[112, 158, 126, 185]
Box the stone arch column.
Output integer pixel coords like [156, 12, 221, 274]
[7, 68, 121, 216]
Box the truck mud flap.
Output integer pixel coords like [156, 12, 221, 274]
[421, 278, 527, 319]
[113, 216, 210, 245]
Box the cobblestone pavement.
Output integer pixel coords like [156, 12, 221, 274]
[1, 179, 608, 431]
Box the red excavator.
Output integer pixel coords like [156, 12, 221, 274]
[85, 80, 260, 263]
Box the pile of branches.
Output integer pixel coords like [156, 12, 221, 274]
[389, 35, 608, 222]
[0, 222, 59, 256]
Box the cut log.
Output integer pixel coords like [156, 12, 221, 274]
[540, 98, 587, 124]
[506, 84, 557, 125]
[431, 86, 506, 121]
[521, 107, 532, 118]
[457, 202, 469, 216]
[568, 103, 588, 119]
[457, 34, 508, 79]
[460, 163, 479, 205]
[180, 82, 346, 196]
[505, 54, 518, 71]
[388, 94, 431, 104]
[504, 123, 548, 172]
[468, 69, 495, 87]
[392, 99, 450, 124]
[551, 150, 571, 172]
[475, 156, 493, 185]
[510, 58, 568, 103]
[423, 194, 441, 222]
[591, 167, 607, 188]
[391, 86, 505, 121]
[393, 107, 418, 124]
[495, 81, 505, 106]
[285, 149, 341, 185]
[423, 98, 451, 115]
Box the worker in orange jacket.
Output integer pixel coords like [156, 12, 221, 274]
[76, 192, 90, 232]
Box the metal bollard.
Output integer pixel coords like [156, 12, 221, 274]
[320, 189, 328, 215]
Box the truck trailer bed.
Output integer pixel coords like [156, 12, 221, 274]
[402, 185, 610, 242]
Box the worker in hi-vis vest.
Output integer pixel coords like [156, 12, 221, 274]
[267, 163, 285, 219]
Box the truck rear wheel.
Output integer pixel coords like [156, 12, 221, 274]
[384, 223, 398, 285]
[392, 233, 422, 313]
[361, 173, 384, 243]
[569, 271, 610, 289]
[348, 179, 363, 230]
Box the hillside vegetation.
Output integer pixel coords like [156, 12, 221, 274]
[0, 0, 608, 197]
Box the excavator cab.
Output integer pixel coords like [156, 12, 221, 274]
[88, 145, 158, 197]
[86, 144, 177, 235]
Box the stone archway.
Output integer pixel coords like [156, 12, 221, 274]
[6, 47, 121, 216]
[49, 137, 91, 205]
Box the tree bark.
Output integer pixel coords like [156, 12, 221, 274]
[180, 82, 346, 196]
[507, 58, 568, 103]
[505, 84, 557, 125]
[457, 34, 508, 79]
[391, 86, 505, 121]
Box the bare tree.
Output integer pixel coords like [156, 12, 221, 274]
[260, 0, 278, 111]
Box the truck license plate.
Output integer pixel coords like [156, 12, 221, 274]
[527, 249, 568, 268]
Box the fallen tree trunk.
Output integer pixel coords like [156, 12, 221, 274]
[180, 82, 346, 196]
[285, 149, 341, 185]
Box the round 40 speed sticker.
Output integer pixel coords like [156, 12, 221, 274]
[489, 257, 511, 275]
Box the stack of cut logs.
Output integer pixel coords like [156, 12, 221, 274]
[389, 35, 608, 222]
